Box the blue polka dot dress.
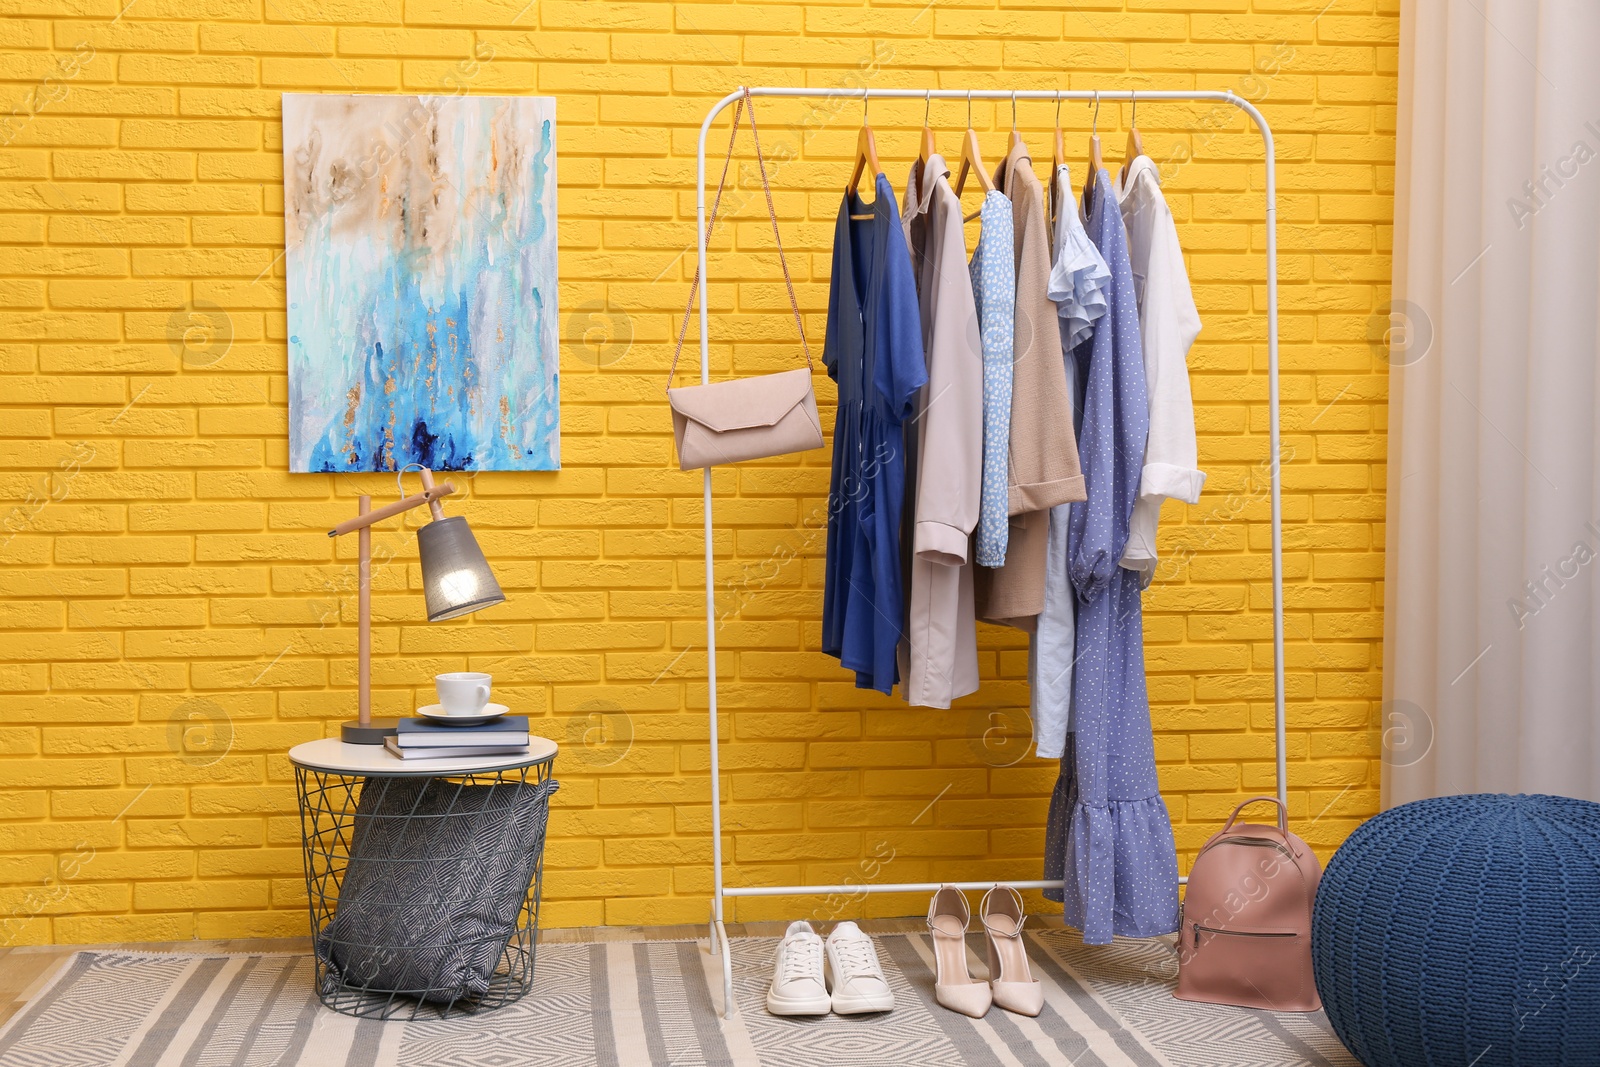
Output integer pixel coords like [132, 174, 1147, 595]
[1042, 168, 1180, 944]
[968, 190, 1015, 569]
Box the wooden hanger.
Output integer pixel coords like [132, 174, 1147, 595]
[1121, 91, 1144, 185]
[1050, 92, 1067, 172]
[850, 125, 881, 191]
[955, 91, 994, 199]
[1050, 92, 1067, 225]
[848, 94, 881, 219]
[919, 90, 937, 163]
[1083, 92, 1103, 203]
[1008, 92, 1025, 153]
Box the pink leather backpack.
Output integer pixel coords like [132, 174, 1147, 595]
[1175, 796, 1323, 1012]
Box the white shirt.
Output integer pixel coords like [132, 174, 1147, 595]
[1115, 156, 1204, 578]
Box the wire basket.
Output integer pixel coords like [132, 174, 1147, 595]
[294, 757, 557, 1019]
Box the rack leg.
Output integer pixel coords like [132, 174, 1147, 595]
[708, 903, 718, 957]
[714, 918, 735, 1019]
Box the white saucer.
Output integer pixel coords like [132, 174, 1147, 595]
[416, 702, 510, 726]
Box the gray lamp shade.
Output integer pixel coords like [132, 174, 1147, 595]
[416, 515, 506, 622]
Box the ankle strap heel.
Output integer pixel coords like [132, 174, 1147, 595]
[979, 885, 1044, 1017]
[927, 885, 991, 1018]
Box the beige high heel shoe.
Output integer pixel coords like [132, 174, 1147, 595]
[980, 885, 1044, 1016]
[927, 885, 991, 1018]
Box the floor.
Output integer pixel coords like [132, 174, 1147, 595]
[0, 917, 960, 1029]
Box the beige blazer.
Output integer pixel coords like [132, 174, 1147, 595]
[977, 142, 1087, 630]
[897, 155, 982, 707]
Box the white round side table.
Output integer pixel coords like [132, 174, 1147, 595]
[289, 736, 560, 1019]
[289, 737, 558, 777]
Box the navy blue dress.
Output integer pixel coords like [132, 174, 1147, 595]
[1042, 170, 1180, 944]
[821, 175, 928, 694]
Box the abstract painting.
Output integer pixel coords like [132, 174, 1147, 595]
[283, 94, 559, 472]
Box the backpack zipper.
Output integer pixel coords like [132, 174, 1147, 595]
[1194, 924, 1297, 939]
[1204, 835, 1296, 860]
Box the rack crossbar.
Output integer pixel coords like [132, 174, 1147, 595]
[725, 877, 1190, 899]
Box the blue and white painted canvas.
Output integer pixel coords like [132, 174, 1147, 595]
[283, 94, 559, 472]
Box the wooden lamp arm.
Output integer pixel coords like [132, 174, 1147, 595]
[325, 466, 456, 740]
[327, 480, 456, 537]
[417, 467, 447, 522]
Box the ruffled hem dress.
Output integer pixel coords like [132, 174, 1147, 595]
[1041, 168, 1180, 945]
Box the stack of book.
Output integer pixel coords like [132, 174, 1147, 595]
[383, 716, 531, 760]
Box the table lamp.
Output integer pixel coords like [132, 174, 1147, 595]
[326, 467, 505, 743]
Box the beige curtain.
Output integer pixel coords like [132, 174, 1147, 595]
[1384, 0, 1600, 806]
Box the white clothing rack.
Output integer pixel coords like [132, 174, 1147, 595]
[693, 86, 1284, 1018]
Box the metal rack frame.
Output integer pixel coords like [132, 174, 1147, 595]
[692, 86, 1284, 1018]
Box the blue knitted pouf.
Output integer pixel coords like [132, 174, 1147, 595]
[1312, 793, 1600, 1066]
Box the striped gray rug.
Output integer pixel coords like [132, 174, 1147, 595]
[0, 931, 1357, 1067]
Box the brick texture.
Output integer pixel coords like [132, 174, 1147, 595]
[0, 0, 1393, 943]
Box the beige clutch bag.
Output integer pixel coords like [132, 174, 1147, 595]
[667, 88, 823, 472]
[669, 367, 822, 471]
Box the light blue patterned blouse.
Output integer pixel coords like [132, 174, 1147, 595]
[969, 190, 1015, 569]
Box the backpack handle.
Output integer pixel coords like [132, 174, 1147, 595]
[1220, 795, 1288, 834]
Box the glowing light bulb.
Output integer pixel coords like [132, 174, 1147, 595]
[437, 568, 479, 604]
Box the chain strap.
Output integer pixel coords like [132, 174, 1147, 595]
[668, 87, 813, 392]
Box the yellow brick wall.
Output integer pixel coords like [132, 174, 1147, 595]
[0, 0, 1395, 944]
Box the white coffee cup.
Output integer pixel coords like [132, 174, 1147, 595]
[435, 672, 492, 714]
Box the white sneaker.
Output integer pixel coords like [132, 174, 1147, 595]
[767, 920, 831, 1016]
[826, 921, 895, 1014]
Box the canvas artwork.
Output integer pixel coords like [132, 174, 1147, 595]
[283, 94, 559, 472]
